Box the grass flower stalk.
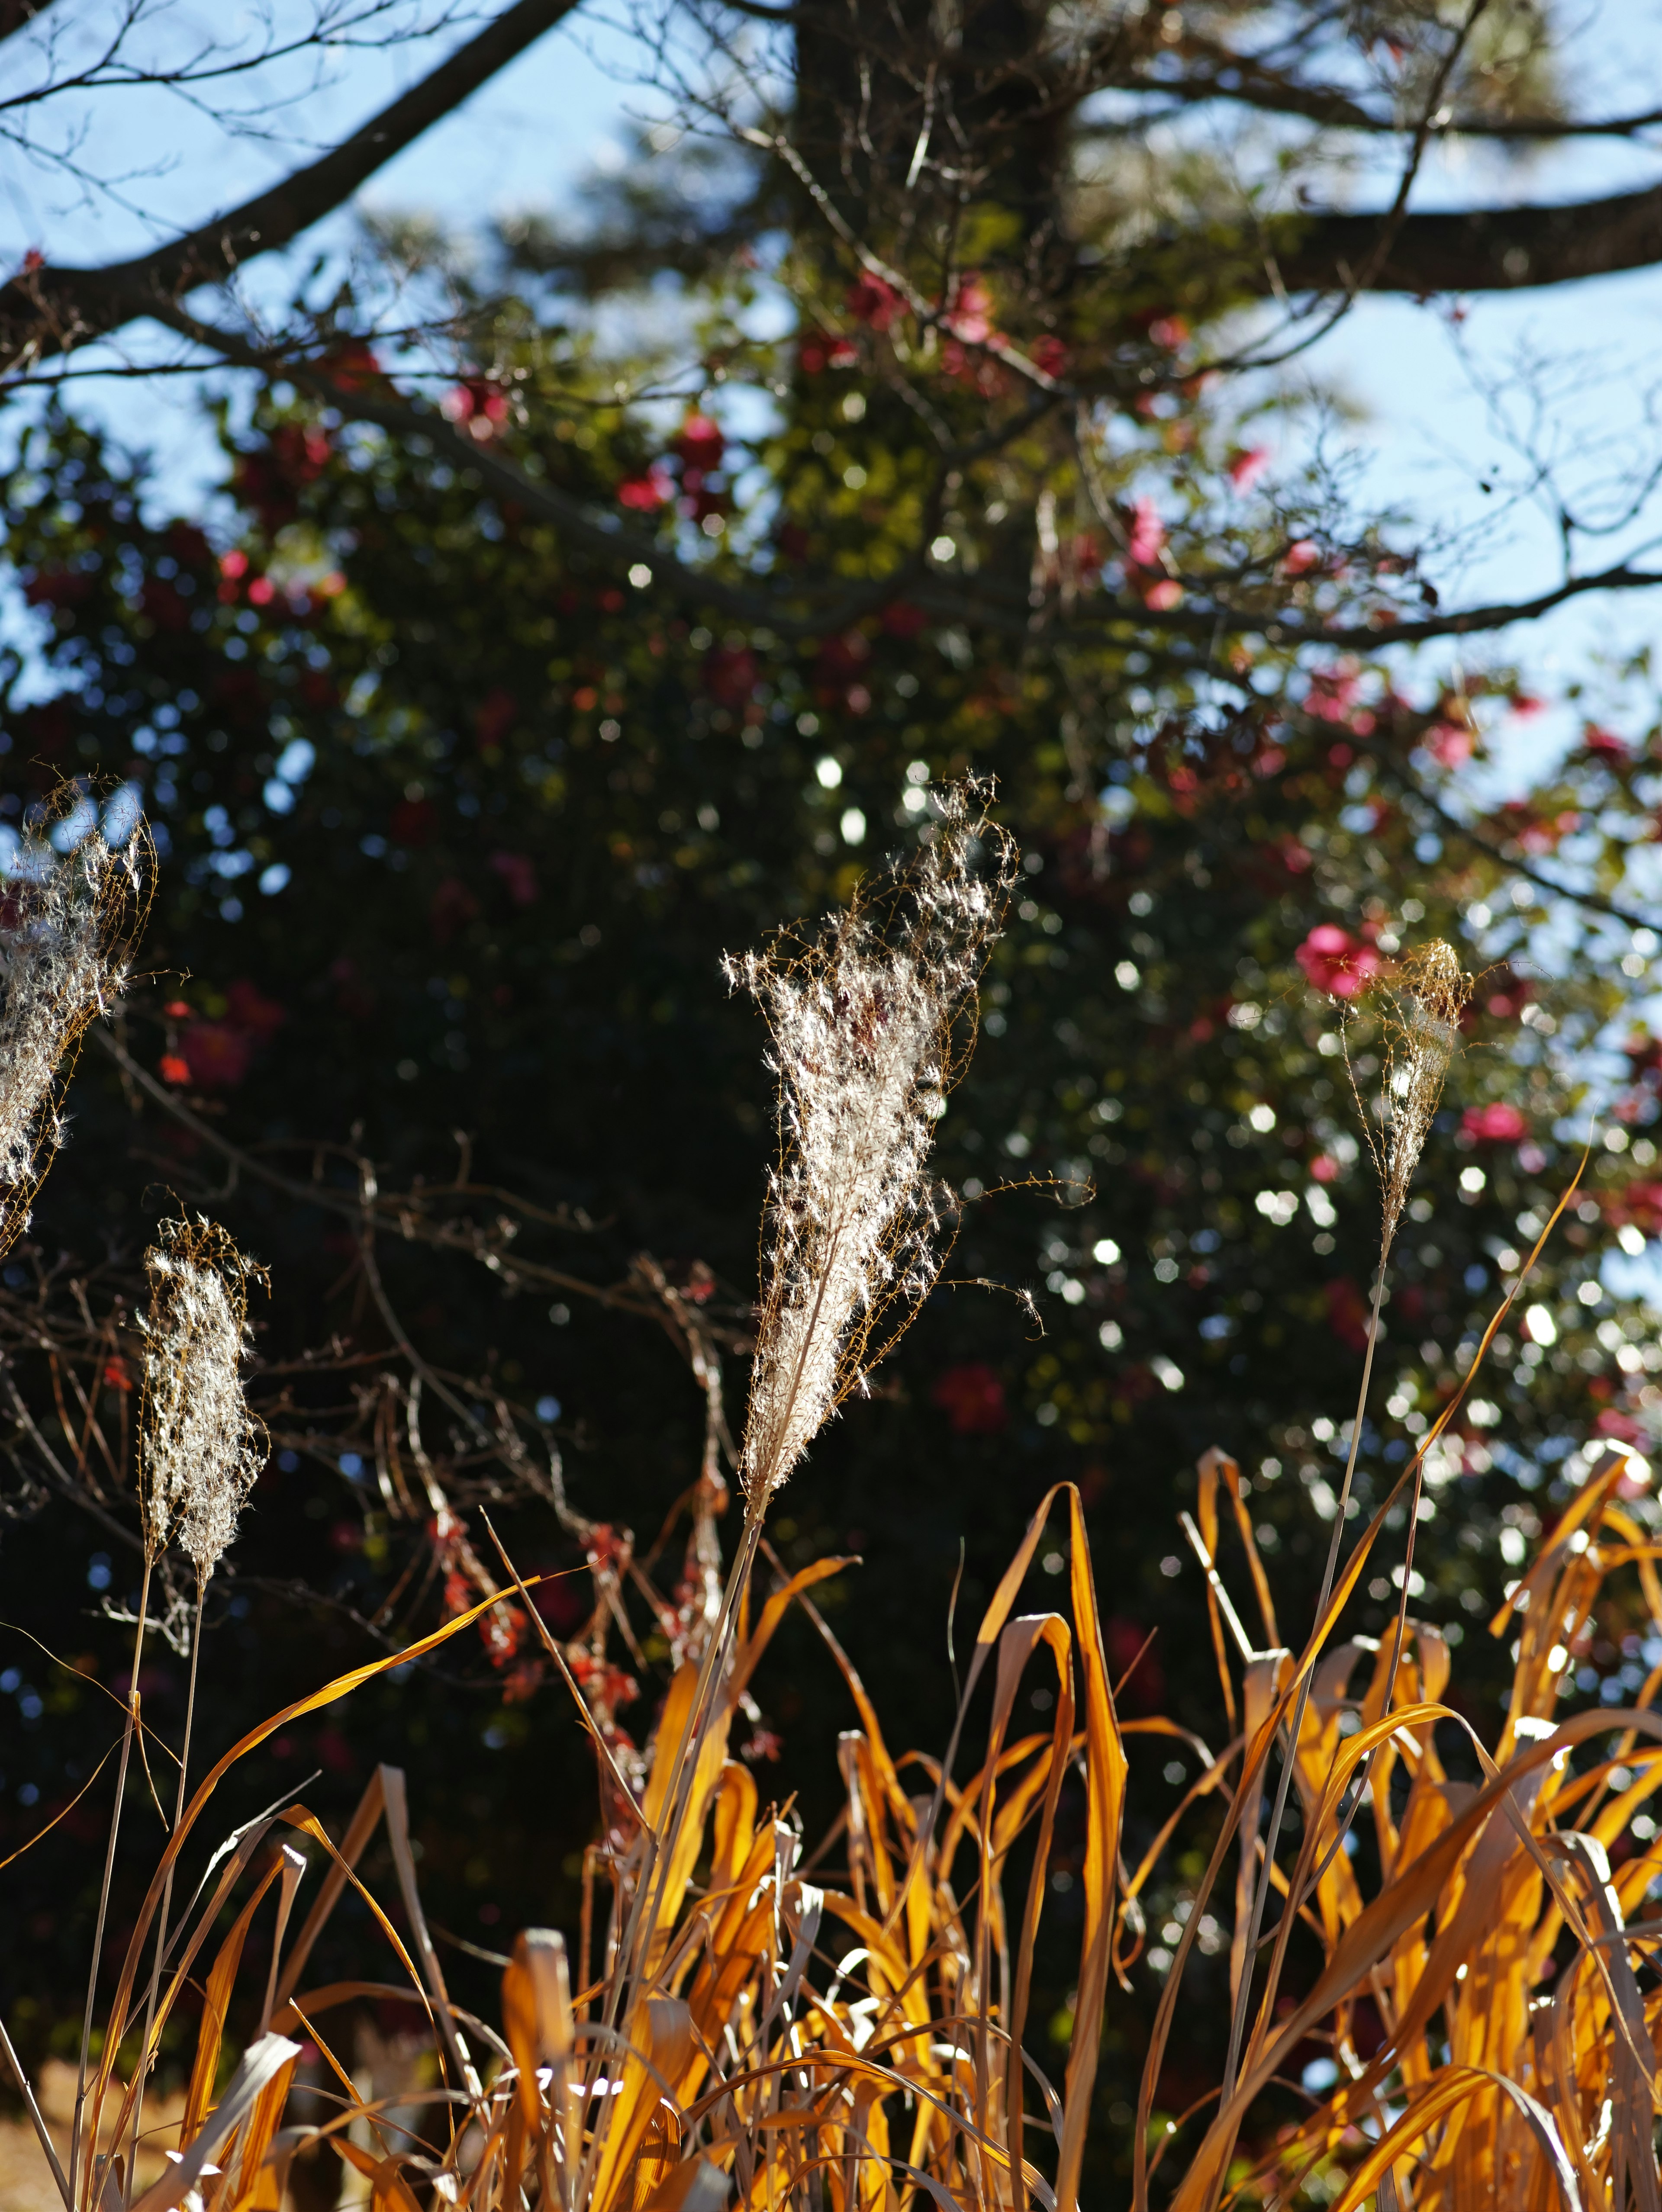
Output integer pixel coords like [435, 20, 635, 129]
[121, 1220, 266, 2200]
[1218, 942, 1472, 2128]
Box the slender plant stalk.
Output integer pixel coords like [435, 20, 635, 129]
[1218, 1257, 1389, 2112]
[71, 1556, 150, 2206]
[123, 1584, 203, 2201]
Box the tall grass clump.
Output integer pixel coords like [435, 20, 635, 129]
[8, 784, 1662, 2212]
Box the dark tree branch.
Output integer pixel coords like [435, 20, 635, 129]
[0, 0, 583, 368]
[1109, 54, 1662, 144]
[0, 0, 59, 52]
[1266, 178, 1662, 294]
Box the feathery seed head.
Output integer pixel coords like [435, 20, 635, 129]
[1352, 939, 1472, 1251]
[139, 1218, 268, 1581]
[727, 781, 1015, 1506]
[0, 791, 151, 1255]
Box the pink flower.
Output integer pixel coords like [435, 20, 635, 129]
[617, 467, 673, 512]
[1583, 724, 1630, 759]
[1126, 497, 1165, 566]
[673, 413, 726, 470]
[180, 1022, 252, 1090]
[1424, 721, 1474, 767]
[1227, 446, 1269, 492]
[1143, 578, 1182, 611]
[488, 850, 538, 907]
[1282, 539, 1321, 576]
[932, 1363, 1008, 1436]
[846, 275, 903, 331]
[1462, 1102, 1527, 1143]
[1295, 923, 1381, 999]
[945, 275, 995, 344]
[1310, 1154, 1340, 1183]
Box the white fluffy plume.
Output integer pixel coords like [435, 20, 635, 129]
[726, 783, 1014, 1505]
[0, 814, 148, 1250]
[139, 1219, 267, 1581]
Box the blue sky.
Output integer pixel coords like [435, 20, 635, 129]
[6, 0, 1662, 722]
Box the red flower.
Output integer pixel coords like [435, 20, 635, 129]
[1227, 445, 1269, 492]
[488, 850, 538, 907]
[705, 645, 759, 708]
[102, 1359, 132, 1393]
[1125, 497, 1164, 567]
[1324, 1276, 1370, 1354]
[1462, 1102, 1527, 1143]
[225, 979, 286, 1042]
[881, 601, 927, 638]
[1424, 720, 1473, 767]
[159, 1053, 192, 1087]
[617, 466, 673, 512]
[430, 876, 480, 945]
[846, 275, 903, 331]
[1282, 538, 1321, 576]
[139, 579, 190, 633]
[473, 688, 517, 749]
[390, 796, 437, 846]
[180, 1022, 252, 1090]
[1143, 578, 1182, 611]
[1584, 724, 1630, 759]
[931, 1363, 1008, 1436]
[1030, 334, 1069, 379]
[442, 379, 510, 437]
[944, 275, 995, 345]
[673, 412, 726, 471]
[319, 343, 380, 392]
[1295, 924, 1380, 999]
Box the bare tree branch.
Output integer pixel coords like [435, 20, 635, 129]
[0, 0, 583, 369]
[1265, 178, 1662, 296]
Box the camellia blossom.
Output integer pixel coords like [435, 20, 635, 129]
[1463, 1102, 1528, 1143]
[1126, 498, 1165, 567]
[1296, 924, 1381, 999]
[1583, 724, 1630, 759]
[1227, 446, 1270, 492]
[932, 1362, 1008, 1436]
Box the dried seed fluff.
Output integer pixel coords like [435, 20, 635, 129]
[727, 783, 1014, 1504]
[0, 826, 146, 1249]
[139, 1220, 267, 1581]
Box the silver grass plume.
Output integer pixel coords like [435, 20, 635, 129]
[1353, 939, 1473, 1252]
[0, 795, 150, 1254]
[139, 1219, 268, 1582]
[726, 782, 1015, 1506]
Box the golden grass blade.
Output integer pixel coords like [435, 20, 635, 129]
[1056, 1486, 1125, 2212]
[127, 2033, 299, 2212]
[270, 1768, 389, 2012]
[86, 1587, 516, 2144]
[588, 1999, 694, 2212]
[180, 1852, 289, 2143]
[1322, 2064, 1582, 2212]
